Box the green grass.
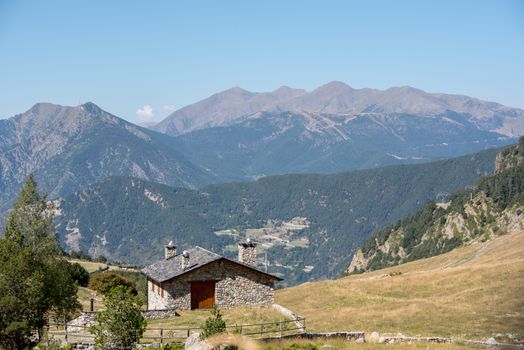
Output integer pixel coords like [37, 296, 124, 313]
[277, 231, 524, 344]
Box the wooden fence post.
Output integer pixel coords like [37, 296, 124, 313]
[90, 298, 94, 312]
[160, 328, 163, 344]
[64, 315, 68, 343]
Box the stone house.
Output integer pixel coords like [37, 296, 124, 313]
[142, 241, 282, 310]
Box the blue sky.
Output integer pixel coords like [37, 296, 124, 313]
[0, 0, 523, 123]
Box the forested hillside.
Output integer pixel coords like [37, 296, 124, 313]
[346, 137, 524, 274]
[53, 148, 499, 286]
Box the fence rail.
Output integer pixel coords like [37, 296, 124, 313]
[45, 317, 305, 345]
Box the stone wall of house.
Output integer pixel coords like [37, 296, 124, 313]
[148, 279, 171, 310]
[147, 260, 275, 310]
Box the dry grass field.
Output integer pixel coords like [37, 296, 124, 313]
[67, 259, 110, 273]
[67, 259, 138, 273]
[276, 231, 524, 344]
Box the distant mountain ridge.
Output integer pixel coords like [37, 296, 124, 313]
[149, 81, 523, 180]
[0, 102, 212, 212]
[154, 81, 524, 137]
[153, 86, 307, 135]
[168, 109, 513, 180]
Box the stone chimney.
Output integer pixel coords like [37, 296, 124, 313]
[238, 239, 257, 267]
[165, 241, 176, 260]
[181, 250, 190, 269]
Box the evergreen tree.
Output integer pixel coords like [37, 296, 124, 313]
[0, 175, 81, 349]
[69, 262, 91, 287]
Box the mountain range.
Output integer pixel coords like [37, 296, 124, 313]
[159, 82, 523, 179]
[154, 81, 524, 137]
[2, 82, 523, 212]
[1, 81, 524, 284]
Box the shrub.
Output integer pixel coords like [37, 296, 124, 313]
[94, 255, 107, 263]
[200, 307, 226, 339]
[110, 270, 147, 305]
[87, 272, 136, 295]
[68, 250, 92, 261]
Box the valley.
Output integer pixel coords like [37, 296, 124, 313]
[52, 148, 498, 286]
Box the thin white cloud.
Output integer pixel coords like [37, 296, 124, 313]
[135, 105, 154, 121]
[162, 104, 175, 113]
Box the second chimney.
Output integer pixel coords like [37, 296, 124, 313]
[165, 241, 176, 260]
[238, 239, 257, 267]
[181, 250, 190, 269]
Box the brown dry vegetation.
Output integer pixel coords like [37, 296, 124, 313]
[67, 259, 110, 273]
[276, 231, 524, 343]
[67, 259, 138, 273]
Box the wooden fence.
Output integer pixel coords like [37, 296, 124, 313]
[45, 317, 306, 345]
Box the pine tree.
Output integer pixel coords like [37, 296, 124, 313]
[0, 175, 80, 349]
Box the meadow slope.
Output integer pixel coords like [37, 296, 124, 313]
[276, 230, 524, 343]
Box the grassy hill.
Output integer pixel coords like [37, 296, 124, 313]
[276, 230, 524, 344]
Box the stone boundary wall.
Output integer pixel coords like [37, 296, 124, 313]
[141, 308, 179, 319]
[65, 334, 524, 350]
[262, 331, 365, 342]
[261, 332, 524, 349]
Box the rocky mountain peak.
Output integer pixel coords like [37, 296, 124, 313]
[80, 101, 104, 116]
[311, 81, 355, 96]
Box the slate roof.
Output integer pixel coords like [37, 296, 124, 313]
[141, 246, 282, 283]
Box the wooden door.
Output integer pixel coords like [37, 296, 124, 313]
[190, 281, 216, 309]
